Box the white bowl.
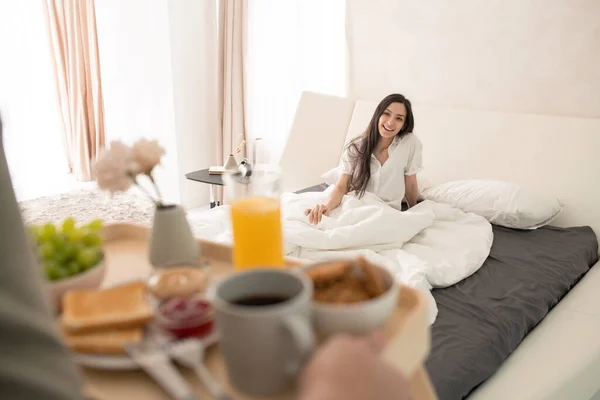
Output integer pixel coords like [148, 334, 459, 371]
[46, 261, 107, 312]
[303, 261, 399, 338]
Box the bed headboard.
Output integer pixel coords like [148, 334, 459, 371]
[280, 91, 600, 238]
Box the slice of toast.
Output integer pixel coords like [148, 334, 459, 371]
[61, 281, 154, 333]
[62, 326, 143, 355]
[305, 261, 352, 288]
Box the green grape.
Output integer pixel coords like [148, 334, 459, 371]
[39, 223, 57, 243]
[82, 232, 103, 247]
[45, 267, 60, 281]
[91, 247, 104, 266]
[87, 219, 104, 232]
[67, 261, 81, 275]
[37, 242, 55, 261]
[62, 217, 76, 234]
[53, 250, 68, 265]
[44, 261, 62, 281]
[64, 243, 81, 261]
[76, 246, 101, 268]
[52, 233, 67, 252]
[66, 227, 84, 244]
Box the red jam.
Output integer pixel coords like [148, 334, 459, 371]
[157, 297, 214, 339]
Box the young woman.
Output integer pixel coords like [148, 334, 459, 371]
[305, 93, 422, 224]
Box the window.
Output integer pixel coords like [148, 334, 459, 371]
[246, 0, 347, 164]
[0, 2, 69, 200]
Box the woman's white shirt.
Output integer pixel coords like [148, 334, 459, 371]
[340, 133, 423, 210]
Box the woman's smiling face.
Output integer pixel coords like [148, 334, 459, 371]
[378, 102, 407, 139]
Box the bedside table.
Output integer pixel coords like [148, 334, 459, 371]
[185, 169, 224, 208]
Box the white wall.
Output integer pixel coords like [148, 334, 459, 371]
[95, 0, 218, 208]
[346, 0, 600, 118]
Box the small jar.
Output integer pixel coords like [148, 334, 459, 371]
[147, 266, 214, 339]
[147, 266, 211, 301]
[154, 295, 214, 339]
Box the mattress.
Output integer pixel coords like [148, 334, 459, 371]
[293, 184, 599, 400]
[427, 224, 598, 400]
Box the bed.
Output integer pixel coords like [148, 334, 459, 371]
[278, 92, 600, 399]
[295, 182, 599, 398]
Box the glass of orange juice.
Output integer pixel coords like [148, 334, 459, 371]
[224, 164, 284, 270]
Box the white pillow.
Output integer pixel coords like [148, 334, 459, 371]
[421, 179, 563, 229]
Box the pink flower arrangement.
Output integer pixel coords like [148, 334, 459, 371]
[93, 139, 166, 207]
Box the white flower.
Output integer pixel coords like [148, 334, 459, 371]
[93, 141, 137, 194]
[132, 138, 165, 174]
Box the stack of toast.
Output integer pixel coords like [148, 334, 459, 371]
[60, 281, 154, 354]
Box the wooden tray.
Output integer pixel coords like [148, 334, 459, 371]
[81, 223, 436, 400]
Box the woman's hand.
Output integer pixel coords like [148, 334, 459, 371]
[304, 174, 350, 224]
[305, 204, 330, 224]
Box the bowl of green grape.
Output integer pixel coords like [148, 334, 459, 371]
[29, 217, 107, 311]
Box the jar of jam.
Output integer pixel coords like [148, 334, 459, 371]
[155, 296, 214, 339]
[147, 266, 214, 339]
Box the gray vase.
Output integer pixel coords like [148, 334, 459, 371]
[149, 204, 199, 268]
[224, 153, 239, 172]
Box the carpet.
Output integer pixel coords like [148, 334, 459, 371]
[19, 188, 155, 227]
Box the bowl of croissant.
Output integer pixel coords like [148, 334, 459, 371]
[303, 256, 399, 337]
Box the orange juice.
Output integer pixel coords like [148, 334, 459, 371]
[230, 196, 285, 270]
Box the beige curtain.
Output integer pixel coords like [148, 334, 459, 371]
[217, 0, 248, 203]
[43, 0, 106, 181]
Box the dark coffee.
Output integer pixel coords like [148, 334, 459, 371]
[231, 295, 289, 307]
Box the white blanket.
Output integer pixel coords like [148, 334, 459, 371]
[188, 190, 493, 324]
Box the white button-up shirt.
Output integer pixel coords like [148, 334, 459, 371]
[340, 133, 423, 210]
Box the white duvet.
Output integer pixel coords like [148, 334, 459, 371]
[188, 189, 493, 324]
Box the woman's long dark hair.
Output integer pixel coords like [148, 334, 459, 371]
[347, 93, 414, 197]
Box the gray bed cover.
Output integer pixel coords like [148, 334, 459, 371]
[428, 225, 598, 399]
[293, 184, 599, 400]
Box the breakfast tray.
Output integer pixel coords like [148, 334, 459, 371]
[82, 223, 436, 400]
